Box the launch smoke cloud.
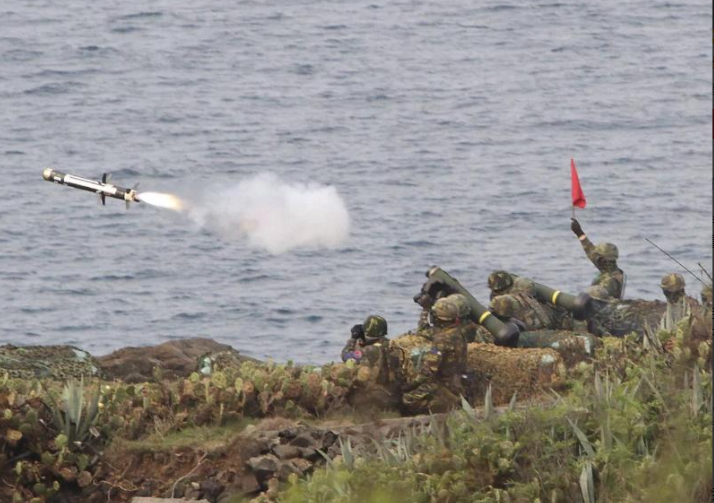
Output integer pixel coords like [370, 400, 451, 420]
[187, 173, 351, 254]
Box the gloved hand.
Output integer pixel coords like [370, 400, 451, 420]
[351, 324, 365, 340]
[571, 218, 584, 237]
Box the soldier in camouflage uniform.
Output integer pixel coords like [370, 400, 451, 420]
[490, 277, 574, 331]
[402, 294, 469, 414]
[487, 270, 515, 300]
[341, 315, 389, 363]
[490, 294, 556, 331]
[660, 273, 700, 323]
[571, 219, 625, 299]
[340, 315, 404, 409]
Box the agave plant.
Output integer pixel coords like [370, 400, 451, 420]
[44, 378, 101, 448]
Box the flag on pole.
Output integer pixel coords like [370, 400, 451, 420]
[571, 158, 587, 208]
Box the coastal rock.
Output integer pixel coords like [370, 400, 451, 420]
[246, 454, 280, 483]
[97, 338, 253, 382]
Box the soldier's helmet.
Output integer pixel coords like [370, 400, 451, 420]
[362, 315, 388, 338]
[593, 243, 619, 262]
[511, 277, 536, 296]
[432, 294, 471, 321]
[490, 295, 518, 318]
[587, 285, 611, 301]
[660, 273, 685, 293]
[488, 270, 514, 293]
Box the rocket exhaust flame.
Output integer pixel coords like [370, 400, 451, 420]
[137, 192, 186, 212]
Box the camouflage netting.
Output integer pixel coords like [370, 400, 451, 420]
[0, 345, 104, 380]
[390, 334, 566, 405]
[465, 343, 565, 405]
[517, 330, 601, 367]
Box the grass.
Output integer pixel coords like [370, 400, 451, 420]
[118, 417, 255, 453]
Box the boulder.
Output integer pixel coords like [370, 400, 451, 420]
[246, 454, 280, 484]
[97, 338, 253, 382]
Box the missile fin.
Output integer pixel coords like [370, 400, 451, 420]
[97, 192, 106, 206]
[102, 173, 112, 184]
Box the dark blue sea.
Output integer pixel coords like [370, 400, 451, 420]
[0, 0, 711, 363]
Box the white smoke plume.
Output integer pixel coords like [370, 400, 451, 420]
[186, 173, 351, 254]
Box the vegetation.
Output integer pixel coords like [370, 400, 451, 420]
[0, 313, 710, 502]
[274, 328, 712, 503]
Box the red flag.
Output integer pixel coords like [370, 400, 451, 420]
[571, 158, 587, 208]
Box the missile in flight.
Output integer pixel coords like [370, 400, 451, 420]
[42, 168, 140, 209]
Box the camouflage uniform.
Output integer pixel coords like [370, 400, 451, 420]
[402, 295, 469, 414]
[490, 293, 558, 331]
[511, 276, 574, 330]
[580, 238, 624, 299]
[340, 316, 405, 409]
[660, 273, 700, 322]
[585, 287, 665, 339]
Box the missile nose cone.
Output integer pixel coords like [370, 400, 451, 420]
[42, 168, 54, 181]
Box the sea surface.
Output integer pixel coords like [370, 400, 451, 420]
[0, 0, 711, 363]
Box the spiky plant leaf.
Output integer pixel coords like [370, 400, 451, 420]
[460, 394, 475, 420]
[579, 461, 595, 503]
[508, 392, 518, 412]
[484, 383, 494, 420]
[567, 418, 595, 458]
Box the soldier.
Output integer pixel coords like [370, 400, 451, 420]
[401, 294, 469, 414]
[341, 315, 389, 363]
[341, 315, 404, 410]
[490, 293, 556, 331]
[660, 273, 700, 323]
[487, 270, 515, 300]
[570, 219, 625, 299]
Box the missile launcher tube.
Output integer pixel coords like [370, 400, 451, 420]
[511, 276, 593, 321]
[424, 267, 520, 347]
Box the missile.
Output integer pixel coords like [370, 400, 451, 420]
[42, 168, 140, 209]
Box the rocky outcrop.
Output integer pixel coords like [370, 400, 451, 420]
[97, 338, 256, 382]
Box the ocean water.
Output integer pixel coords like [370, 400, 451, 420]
[0, 0, 711, 363]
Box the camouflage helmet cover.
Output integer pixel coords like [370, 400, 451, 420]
[490, 294, 518, 318]
[701, 283, 712, 305]
[587, 285, 611, 301]
[593, 242, 619, 261]
[362, 315, 388, 338]
[488, 270, 514, 292]
[511, 277, 536, 296]
[660, 273, 685, 293]
[432, 294, 471, 321]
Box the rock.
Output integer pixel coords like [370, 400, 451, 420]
[321, 430, 338, 450]
[239, 473, 261, 494]
[289, 458, 313, 475]
[276, 461, 302, 481]
[297, 447, 321, 461]
[246, 454, 280, 483]
[288, 434, 316, 448]
[272, 444, 301, 460]
[98, 338, 250, 382]
[200, 479, 224, 501]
